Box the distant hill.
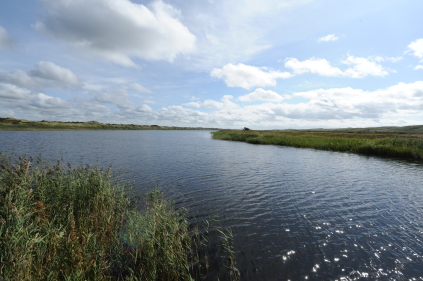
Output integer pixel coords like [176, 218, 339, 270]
[0, 117, 220, 131]
[302, 125, 423, 134]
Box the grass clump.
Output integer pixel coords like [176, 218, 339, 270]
[212, 130, 423, 159]
[0, 154, 238, 281]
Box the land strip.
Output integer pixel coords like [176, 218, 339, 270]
[212, 128, 423, 159]
[0, 117, 219, 131]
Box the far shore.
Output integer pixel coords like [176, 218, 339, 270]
[212, 126, 423, 160]
[0, 117, 219, 131]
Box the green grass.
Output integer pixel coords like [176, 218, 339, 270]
[212, 130, 423, 159]
[0, 154, 239, 281]
[0, 117, 219, 131]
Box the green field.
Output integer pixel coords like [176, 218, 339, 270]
[0, 117, 219, 131]
[212, 128, 423, 159]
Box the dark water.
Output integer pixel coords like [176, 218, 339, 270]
[1, 130, 423, 280]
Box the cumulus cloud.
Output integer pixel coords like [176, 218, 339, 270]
[143, 100, 156, 104]
[0, 84, 73, 116]
[0, 83, 32, 100]
[0, 62, 81, 120]
[238, 88, 289, 102]
[318, 34, 338, 42]
[92, 89, 128, 105]
[285, 58, 343, 76]
[174, 81, 423, 126]
[36, 0, 196, 67]
[414, 65, 423, 70]
[135, 104, 154, 113]
[285, 56, 390, 78]
[341, 56, 389, 78]
[0, 26, 17, 50]
[211, 63, 293, 89]
[29, 93, 72, 109]
[29, 62, 79, 86]
[0, 61, 80, 90]
[185, 95, 239, 109]
[130, 83, 154, 94]
[290, 81, 423, 119]
[407, 39, 423, 59]
[4, 81, 423, 128]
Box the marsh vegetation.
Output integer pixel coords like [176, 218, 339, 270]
[212, 129, 423, 159]
[0, 154, 238, 281]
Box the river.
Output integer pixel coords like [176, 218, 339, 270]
[1, 130, 423, 280]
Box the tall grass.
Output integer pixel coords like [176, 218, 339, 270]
[212, 130, 423, 159]
[0, 155, 238, 281]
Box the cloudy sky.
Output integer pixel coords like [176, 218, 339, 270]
[1, 0, 423, 129]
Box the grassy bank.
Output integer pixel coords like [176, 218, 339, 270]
[212, 129, 423, 159]
[0, 117, 219, 131]
[0, 155, 239, 281]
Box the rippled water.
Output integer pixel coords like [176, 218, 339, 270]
[1, 130, 423, 280]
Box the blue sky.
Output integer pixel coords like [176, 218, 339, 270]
[1, 0, 423, 129]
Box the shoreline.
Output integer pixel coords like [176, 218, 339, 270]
[212, 129, 423, 160]
[0, 117, 219, 131]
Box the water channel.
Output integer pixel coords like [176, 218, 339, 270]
[1, 130, 423, 280]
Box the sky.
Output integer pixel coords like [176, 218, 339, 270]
[1, 0, 423, 129]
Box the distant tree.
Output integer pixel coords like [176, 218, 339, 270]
[243, 127, 250, 131]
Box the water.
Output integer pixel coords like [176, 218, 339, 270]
[1, 130, 423, 280]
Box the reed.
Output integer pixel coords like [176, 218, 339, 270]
[0, 155, 238, 281]
[212, 130, 423, 159]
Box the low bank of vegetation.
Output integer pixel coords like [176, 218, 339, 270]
[212, 129, 423, 159]
[0, 117, 219, 131]
[0, 154, 239, 281]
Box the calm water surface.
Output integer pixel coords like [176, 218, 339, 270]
[1, 130, 423, 280]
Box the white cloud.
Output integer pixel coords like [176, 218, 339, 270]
[29, 61, 79, 86]
[0, 61, 80, 90]
[0, 26, 16, 50]
[143, 100, 156, 104]
[175, 81, 423, 126]
[130, 83, 154, 94]
[0, 83, 32, 100]
[285, 56, 390, 78]
[92, 89, 128, 105]
[135, 104, 153, 113]
[36, 0, 196, 67]
[0, 85, 73, 117]
[318, 34, 338, 42]
[4, 81, 423, 129]
[186, 0, 313, 70]
[414, 65, 423, 70]
[185, 95, 239, 109]
[384, 56, 402, 63]
[342, 55, 389, 78]
[291, 81, 423, 119]
[211, 63, 293, 89]
[238, 88, 289, 102]
[407, 39, 423, 58]
[285, 57, 343, 76]
[30, 93, 71, 109]
[89, 87, 148, 110]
